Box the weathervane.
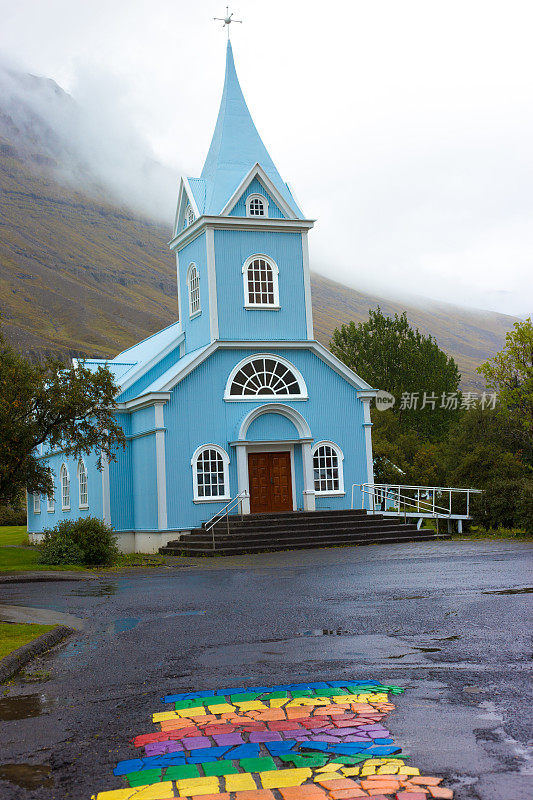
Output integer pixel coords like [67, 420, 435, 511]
[214, 6, 242, 38]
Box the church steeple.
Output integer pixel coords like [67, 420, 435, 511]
[200, 41, 302, 217]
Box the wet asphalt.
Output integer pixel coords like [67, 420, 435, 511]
[0, 539, 532, 800]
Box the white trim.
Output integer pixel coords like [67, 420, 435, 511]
[77, 458, 89, 509]
[170, 216, 314, 252]
[176, 250, 183, 327]
[242, 254, 280, 309]
[360, 397, 375, 486]
[173, 177, 201, 238]
[154, 404, 168, 530]
[245, 193, 269, 218]
[312, 440, 345, 496]
[187, 262, 201, 317]
[60, 463, 70, 511]
[301, 231, 314, 340]
[116, 393, 171, 412]
[191, 444, 230, 503]
[301, 441, 316, 511]
[224, 353, 308, 401]
[206, 226, 219, 341]
[47, 479, 55, 513]
[220, 163, 298, 219]
[238, 403, 312, 441]
[101, 453, 111, 525]
[33, 492, 41, 514]
[117, 328, 184, 395]
[156, 340, 373, 394]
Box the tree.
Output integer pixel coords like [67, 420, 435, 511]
[478, 317, 533, 446]
[0, 334, 125, 506]
[330, 308, 461, 439]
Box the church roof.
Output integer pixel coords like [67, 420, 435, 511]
[197, 41, 303, 218]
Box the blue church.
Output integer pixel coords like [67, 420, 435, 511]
[28, 42, 377, 552]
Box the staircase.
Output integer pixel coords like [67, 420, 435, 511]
[159, 509, 447, 556]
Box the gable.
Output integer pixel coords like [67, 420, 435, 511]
[228, 177, 286, 219]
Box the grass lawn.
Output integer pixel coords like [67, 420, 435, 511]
[0, 622, 57, 660]
[0, 526, 28, 546]
[0, 526, 86, 572]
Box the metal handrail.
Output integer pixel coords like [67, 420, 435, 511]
[352, 483, 482, 528]
[204, 490, 248, 551]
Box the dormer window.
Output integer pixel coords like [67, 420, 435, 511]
[183, 204, 195, 228]
[246, 194, 268, 217]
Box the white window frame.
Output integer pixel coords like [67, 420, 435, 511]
[187, 263, 201, 318]
[77, 459, 89, 509]
[245, 193, 269, 218]
[242, 254, 280, 309]
[183, 204, 195, 229]
[191, 444, 231, 503]
[60, 463, 71, 511]
[312, 440, 345, 496]
[33, 493, 41, 514]
[224, 354, 308, 401]
[47, 472, 55, 513]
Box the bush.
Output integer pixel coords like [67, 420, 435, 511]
[0, 493, 27, 525]
[471, 478, 533, 531]
[39, 517, 119, 566]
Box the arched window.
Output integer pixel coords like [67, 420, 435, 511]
[60, 464, 70, 510]
[187, 263, 201, 317]
[246, 194, 268, 217]
[78, 459, 88, 508]
[33, 493, 41, 514]
[183, 204, 195, 228]
[225, 355, 307, 399]
[242, 255, 279, 308]
[312, 441, 345, 495]
[47, 471, 55, 513]
[191, 445, 230, 502]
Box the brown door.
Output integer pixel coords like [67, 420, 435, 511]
[248, 451, 293, 513]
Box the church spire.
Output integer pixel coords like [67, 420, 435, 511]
[200, 41, 301, 216]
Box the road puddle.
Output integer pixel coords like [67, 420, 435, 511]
[298, 629, 353, 637]
[71, 583, 119, 596]
[0, 693, 54, 721]
[0, 763, 52, 789]
[482, 587, 532, 595]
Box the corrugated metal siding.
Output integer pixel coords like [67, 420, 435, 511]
[163, 346, 368, 529]
[214, 230, 307, 341]
[110, 442, 134, 530]
[131, 435, 158, 530]
[27, 450, 103, 533]
[130, 406, 155, 435]
[246, 413, 299, 440]
[179, 233, 211, 354]
[228, 178, 285, 218]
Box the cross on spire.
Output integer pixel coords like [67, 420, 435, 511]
[214, 6, 242, 39]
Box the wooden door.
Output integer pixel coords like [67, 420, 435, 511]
[248, 451, 293, 513]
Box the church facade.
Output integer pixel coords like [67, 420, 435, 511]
[28, 43, 376, 552]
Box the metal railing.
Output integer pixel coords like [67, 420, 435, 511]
[204, 491, 248, 551]
[352, 483, 482, 530]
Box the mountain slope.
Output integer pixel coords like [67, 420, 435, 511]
[0, 64, 519, 388]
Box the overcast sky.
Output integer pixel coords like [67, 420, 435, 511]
[1, 0, 532, 317]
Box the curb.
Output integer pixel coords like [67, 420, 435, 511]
[0, 625, 74, 683]
[0, 573, 94, 583]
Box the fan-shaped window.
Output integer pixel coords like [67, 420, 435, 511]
[60, 464, 70, 510]
[225, 355, 307, 400]
[313, 441, 345, 495]
[78, 459, 88, 508]
[187, 263, 201, 317]
[242, 255, 279, 308]
[33, 493, 41, 514]
[191, 445, 230, 502]
[246, 194, 268, 217]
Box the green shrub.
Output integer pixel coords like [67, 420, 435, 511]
[39, 517, 118, 566]
[472, 478, 533, 530]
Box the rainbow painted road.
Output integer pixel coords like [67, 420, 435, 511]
[90, 680, 453, 800]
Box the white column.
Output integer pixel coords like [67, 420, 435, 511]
[301, 441, 316, 511]
[236, 444, 250, 514]
[361, 398, 375, 487]
[101, 453, 111, 525]
[154, 403, 168, 530]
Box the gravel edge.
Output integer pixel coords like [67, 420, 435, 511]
[0, 625, 74, 682]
